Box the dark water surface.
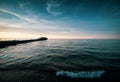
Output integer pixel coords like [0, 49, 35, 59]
[0, 39, 120, 82]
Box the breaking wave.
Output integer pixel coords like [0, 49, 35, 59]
[56, 70, 106, 78]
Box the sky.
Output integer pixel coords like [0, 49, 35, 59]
[0, 0, 120, 39]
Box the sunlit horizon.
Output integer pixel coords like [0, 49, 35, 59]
[0, 31, 119, 40]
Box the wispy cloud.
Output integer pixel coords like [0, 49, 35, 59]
[78, 0, 88, 8]
[0, 9, 37, 23]
[46, 0, 62, 16]
[74, 0, 88, 15]
[19, 2, 30, 9]
[19, 3, 25, 9]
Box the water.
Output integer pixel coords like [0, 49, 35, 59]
[0, 39, 120, 82]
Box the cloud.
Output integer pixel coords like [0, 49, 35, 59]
[79, 0, 88, 8]
[0, 9, 37, 23]
[19, 3, 25, 9]
[19, 2, 30, 9]
[74, 0, 88, 14]
[46, 0, 62, 16]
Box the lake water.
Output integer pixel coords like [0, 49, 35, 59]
[0, 39, 120, 82]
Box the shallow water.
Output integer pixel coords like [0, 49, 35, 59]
[0, 39, 120, 81]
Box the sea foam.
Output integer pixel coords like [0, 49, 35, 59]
[56, 70, 106, 78]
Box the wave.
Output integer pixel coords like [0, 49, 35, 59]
[56, 70, 106, 78]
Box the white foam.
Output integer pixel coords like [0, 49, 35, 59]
[56, 70, 106, 78]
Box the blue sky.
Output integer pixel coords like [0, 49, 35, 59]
[0, 0, 120, 39]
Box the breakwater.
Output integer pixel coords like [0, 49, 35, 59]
[0, 37, 48, 48]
